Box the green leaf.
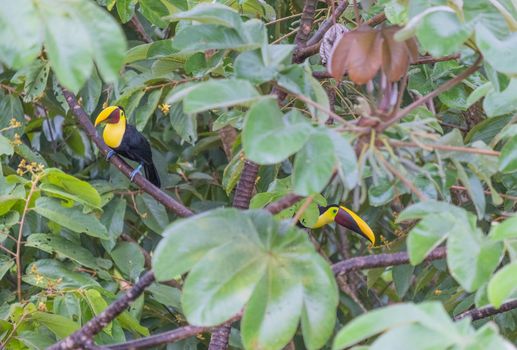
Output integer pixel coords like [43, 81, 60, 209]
[100, 197, 127, 252]
[466, 82, 493, 109]
[153, 209, 337, 348]
[117, 311, 150, 337]
[489, 215, 517, 241]
[41, 167, 101, 209]
[182, 79, 261, 114]
[167, 3, 242, 30]
[0, 257, 14, 281]
[153, 208, 257, 281]
[415, 11, 472, 57]
[476, 23, 517, 75]
[488, 261, 517, 308]
[30, 311, 80, 339]
[332, 303, 443, 349]
[447, 215, 504, 292]
[148, 283, 181, 309]
[393, 264, 415, 298]
[182, 242, 267, 325]
[484, 79, 517, 117]
[135, 88, 162, 131]
[172, 21, 265, 53]
[26, 233, 111, 270]
[11, 59, 50, 103]
[328, 131, 358, 189]
[222, 151, 245, 195]
[111, 242, 145, 280]
[241, 264, 303, 350]
[16, 330, 55, 349]
[38, 1, 93, 92]
[78, 68, 102, 114]
[24, 259, 100, 289]
[84, 289, 112, 335]
[0, 0, 43, 69]
[0, 195, 22, 216]
[0, 134, 14, 156]
[135, 193, 168, 234]
[407, 213, 453, 265]
[397, 200, 466, 223]
[293, 131, 335, 196]
[243, 98, 312, 165]
[169, 103, 198, 143]
[499, 136, 517, 173]
[369, 323, 454, 350]
[116, 0, 136, 23]
[140, 0, 185, 28]
[33, 197, 109, 239]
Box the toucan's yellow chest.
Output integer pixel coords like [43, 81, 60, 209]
[102, 120, 126, 148]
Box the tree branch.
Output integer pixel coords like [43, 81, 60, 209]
[305, 1, 349, 47]
[454, 299, 517, 321]
[265, 193, 303, 214]
[232, 160, 259, 210]
[331, 247, 446, 275]
[128, 16, 152, 43]
[62, 89, 193, 218]
[48, 271, 156, 350]
[294, 0, 318, 47]
[378, 56, 482, 132]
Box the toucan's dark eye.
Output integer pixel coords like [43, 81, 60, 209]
[333, 209, 338, 214]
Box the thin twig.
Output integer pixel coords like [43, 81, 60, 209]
[377, 155, 429, 202]
[48, 271, 156, 350]
[128, 16, 152, 43]
[16, 173, 41, 301]
[451, 185, 517, 202]
[388, 140, 500, 157]
[61, 89, 194, 218]
[0, 244, 16, 257]
[379, 56, 482, 131]
[305, 0, 349, 46]
[265, 194, 303, 214]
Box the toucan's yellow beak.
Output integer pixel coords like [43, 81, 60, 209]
[95, 106, 119, 126]
[335, 206, 376, 246]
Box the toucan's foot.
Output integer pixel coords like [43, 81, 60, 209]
[130, 163, 143, 182]
[106, 149, 116, 160]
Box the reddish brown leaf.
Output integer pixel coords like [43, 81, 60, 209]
[329, 26, 383, 84]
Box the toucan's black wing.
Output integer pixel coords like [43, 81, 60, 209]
[115, 124, 161, 187]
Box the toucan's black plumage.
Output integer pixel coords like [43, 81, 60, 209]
[95, 106, 161, 187]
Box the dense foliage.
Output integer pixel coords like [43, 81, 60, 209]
[1, 0, 517, 349]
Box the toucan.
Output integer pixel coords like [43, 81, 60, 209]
[301, 204, 376, 245]
[94, 106, 161, 187]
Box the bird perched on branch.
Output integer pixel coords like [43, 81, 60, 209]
[94, 106, 161, 187]
[301, 204, 376, 246]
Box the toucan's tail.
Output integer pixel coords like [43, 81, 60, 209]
[144, 162, 161, 187]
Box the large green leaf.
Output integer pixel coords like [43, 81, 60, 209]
[499, 136, 517, 173]
[476, 23, 517, 75]
[0, 0, 43, 69]
[11, 59, 50, 103]
[407, 213, 453, 265]
[490, 215, 517, 241]
[84, 289, 112, 335]
[484, 79, 517, 117]
[33, 197, 109, 239]
[487, 261, 517, 308]
[415, 11, 472, 57]
[26, 233, 111, 270]
[23, 259, 100, 289]
[39, 181, 101, 209]
[167, 3, 243, 30]
[110, 242, 145, 280]
[292, 131, 335, 196]
[181, 79, 261, 114]
[328, 131, 358, 189]
[447, 214, 504, 292]
[0, 134, 13, 156]
[243, 98, 312, 165]
[30, 312, 80, 339]
[153, 209, 338, 349]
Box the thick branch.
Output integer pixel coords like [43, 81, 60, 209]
[294, 0, 318, 47]
[332, 247, 446, 275]
[62, 89, 193, 218]
[48, 271, 156, 350]
[454, 300, 517, 321]
[305, 1, 349, 46]
[232, 160, 259, 209]
[265, 193, 303, 214]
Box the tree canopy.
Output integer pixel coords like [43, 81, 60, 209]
[1, 0, 517, 349]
